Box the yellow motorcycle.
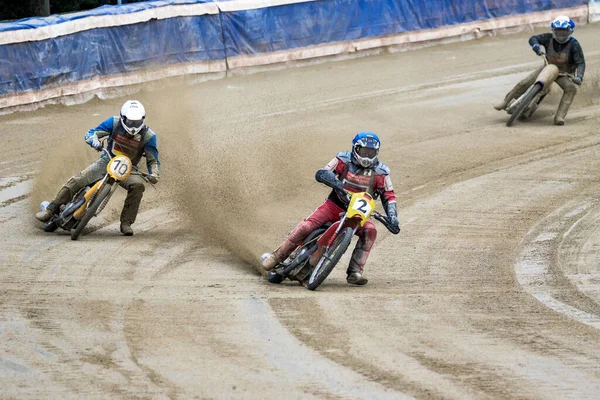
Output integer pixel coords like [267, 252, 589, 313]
[267, 190, 400, 290]
[40, 147, 152, 240]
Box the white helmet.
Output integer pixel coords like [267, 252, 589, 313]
[120, 100, 146, 136]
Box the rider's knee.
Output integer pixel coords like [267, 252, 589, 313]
[359, 223, 378, 249]
[129, 182, 145, 194]
[364, 221, 377, 235]
[303, 217, 325, 232]
[560, 79, 578, 95]
[566, 85, 578, 95]
[365, 229, 377, 245]
[65, 175, 85, 192]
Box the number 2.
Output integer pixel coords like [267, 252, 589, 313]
[356, 199, 368, 213]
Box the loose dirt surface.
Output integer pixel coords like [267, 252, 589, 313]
[2, 25, 600, 399]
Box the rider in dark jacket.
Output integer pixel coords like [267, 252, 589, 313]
[494, 16, 585, 125]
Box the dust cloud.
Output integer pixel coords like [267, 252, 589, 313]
[577, 71, 600, 106]
[144, 85, 332, 270]
[28, 79, 361, 272]
[30, 116, 101, 211]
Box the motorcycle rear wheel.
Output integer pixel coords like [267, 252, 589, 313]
[43, 220, 58, 232]
[70, 184, 111, 241]
[307, 227, 354, 291]
[506, 83, 542, 127]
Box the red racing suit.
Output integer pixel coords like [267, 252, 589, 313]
[273, 151, 396, 274]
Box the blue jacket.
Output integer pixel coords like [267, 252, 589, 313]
[85, 117, 160, 175]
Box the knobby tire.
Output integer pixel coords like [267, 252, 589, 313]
[70, 184, 111, 241]
[307, 227, 354, 291]
[506, 84, 542, 127]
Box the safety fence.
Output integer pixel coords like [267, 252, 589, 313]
[591, 0, 600, 21]
[0, 0, 593, 110]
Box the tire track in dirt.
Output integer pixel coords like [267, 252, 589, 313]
[558, 203, 600, 304]
[517, 197, 600, 328]
[2, 24, 600, 399]
[270, 143, 600, 398]
[268, 103, 600, 398]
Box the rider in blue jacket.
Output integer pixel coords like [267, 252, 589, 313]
[36, 100, 160, 236]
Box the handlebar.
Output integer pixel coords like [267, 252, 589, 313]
[558, 72, 576, 79]
[373, 211, 401, 235]
[131, 166, 151, 178]
[97, 140, 157, 187]
[541, 54, 579, 83]
[336, 188, 400, 234]
[132, 166, 158, 186]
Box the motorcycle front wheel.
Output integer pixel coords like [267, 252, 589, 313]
[506, 83, 542, 127]
[70, 184, 111, 241]
[43, 220, 58, 232]
[307, 227, 354, 291]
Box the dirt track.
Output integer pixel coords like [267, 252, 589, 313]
[2, 25, 600, 399]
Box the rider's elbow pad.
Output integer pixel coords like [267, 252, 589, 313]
[315, 169, 343, 190]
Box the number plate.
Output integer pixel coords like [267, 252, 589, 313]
[346, 191, 376, 226]
[352, 198, 373, 216]
[107, 156, 132, 181]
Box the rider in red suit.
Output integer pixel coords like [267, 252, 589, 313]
[261, 132, 399, 285]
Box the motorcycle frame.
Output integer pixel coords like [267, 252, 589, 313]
[506, 53, 580, 120]
[309, 215, 363, 268]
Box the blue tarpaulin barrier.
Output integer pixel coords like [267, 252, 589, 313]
[0, 0, 590, 107]
[0, 0, 213, 33]
[221, 0, 588, 57]
[591, 0, 600, 22]
[0, 2, 223, 96]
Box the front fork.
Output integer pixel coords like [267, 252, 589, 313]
[309, 216, 359, 267]
[72, 175, 115, 220]
[94, 182, 118, 217]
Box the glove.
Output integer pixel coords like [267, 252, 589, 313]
[572, 76, 582, 85]
[147, 174, 159, 184]
[386, 202, 400, 233]
[532, 44, 544, 56]
[89, 138, 102, 151]
[336, 189, 351, 205]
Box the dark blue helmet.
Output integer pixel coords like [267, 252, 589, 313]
[352, 132, 380, 168]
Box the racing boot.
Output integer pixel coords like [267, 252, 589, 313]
[35, 208, 54, 222]
[493, 99, 510, 111]
[261, 253, 280, 271]
[120, 222, 134, 236]
[495, 68, 542, 112]
[261, 235, 300, 271]
[347, 272, 368, 285]
[35, 186, 71, 222]
[494, 88, 520, 111]
[346, 251, 368, 286]
[554, 91, 575, 126]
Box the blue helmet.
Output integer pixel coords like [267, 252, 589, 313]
[550, 16, 575, 44]
[352, 131, 380, 168]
